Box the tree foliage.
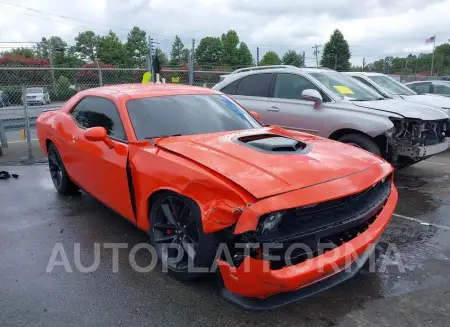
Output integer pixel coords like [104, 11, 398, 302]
[320, 29, 351, 71]
[260, 51, 282, 65]
[126, 26, 148, 67]
[195, 37, 222, 66]
[170, 35, 189, 65]
[75, 31, 99, 61]
[237, 42, 253, 67]
[282, 50, 303, 67]
[97, 30, 127, 66]
[155, 48, 169, 66]
[221, 30, 240, 67]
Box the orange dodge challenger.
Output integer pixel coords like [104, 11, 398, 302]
[36, 84, 397, 310]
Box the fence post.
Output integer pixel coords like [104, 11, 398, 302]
[0, 119, 7, 151]
[98, 67, 104, 87]
[22, 86, 33, 161]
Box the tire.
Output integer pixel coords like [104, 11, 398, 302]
[47, 143, 78, 194]
[149, 192, 218, 281]
[337, 134, 381, 156]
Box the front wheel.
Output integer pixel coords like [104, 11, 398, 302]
[337, 134, 381, 157]
[149, 192, 218, 281]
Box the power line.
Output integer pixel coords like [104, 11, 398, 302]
[0, 0, 131, 31]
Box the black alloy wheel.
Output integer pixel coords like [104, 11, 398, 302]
[151, 195, 200, 273]
[47, 143, 78, 194]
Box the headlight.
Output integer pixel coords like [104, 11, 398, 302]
[257, 211, 285, 235]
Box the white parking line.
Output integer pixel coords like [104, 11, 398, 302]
[7, 139, 38, 144]
[422, 161, 450, 167]
[394, 213, 450, 231]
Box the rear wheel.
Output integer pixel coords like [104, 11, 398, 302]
[149, 192, 218, 281]
[337, 134, 381, 156]
[47, 143, 78, 194]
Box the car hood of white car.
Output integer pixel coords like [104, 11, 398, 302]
[401, 94, 450, 111]
[352, 99, 449, 120]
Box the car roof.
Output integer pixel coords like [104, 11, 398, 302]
[344, 72, 384, 77]
[404, 80, 447, 85]
[81, 83, 219, 99]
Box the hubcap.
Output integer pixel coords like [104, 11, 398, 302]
[152, 196, 199, 272]
[48, 149, 62, 189]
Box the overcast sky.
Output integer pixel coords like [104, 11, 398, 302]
[1, 0, 450, 66]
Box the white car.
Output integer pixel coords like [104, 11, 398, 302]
[23, 87, 51, 106]
[345, 72, 450, 115]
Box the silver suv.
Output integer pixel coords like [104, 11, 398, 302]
[213, 66, 450, 167]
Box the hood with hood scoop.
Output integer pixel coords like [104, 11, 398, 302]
[156, 127, 387, 199]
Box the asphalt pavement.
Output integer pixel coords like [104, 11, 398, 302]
[1, 153, 450, 327]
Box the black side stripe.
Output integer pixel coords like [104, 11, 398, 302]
[126, 154, 137, 220]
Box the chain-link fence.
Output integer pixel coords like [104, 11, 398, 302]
[0, 66, 230, 163]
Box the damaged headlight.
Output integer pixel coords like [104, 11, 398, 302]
[257, 211, 286, 235]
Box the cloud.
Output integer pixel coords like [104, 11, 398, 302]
[0, 0, 449, 65]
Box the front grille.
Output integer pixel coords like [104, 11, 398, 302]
[268, 213, 378, 270]
[256, 176, 391, 243]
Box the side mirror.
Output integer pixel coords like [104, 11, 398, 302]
[302, 89, 323, 109]
[84, 126, 115, 149]
[249, 111, 261, 120]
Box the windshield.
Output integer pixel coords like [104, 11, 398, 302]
[369, 75, 416, 96]
[309, 72, 383, 101]
[26, 87, 43, 93]
[127, 94, 261, 140]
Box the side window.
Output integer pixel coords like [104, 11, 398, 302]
[71, 97, 127, 140]
[273, 73, 330, 102]
[235, 73, 273, 97]
[434, 84, 450, 95]
[353, 76, 380, 93]
[220, 79, 240, 95]
[410, 83, 431, 94]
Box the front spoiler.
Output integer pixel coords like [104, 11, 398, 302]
[220, 241, 377, 311]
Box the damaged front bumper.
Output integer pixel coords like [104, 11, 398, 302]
[217, 163, 397, 310]
[396, 139, 450, 158]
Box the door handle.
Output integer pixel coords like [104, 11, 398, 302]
[267, 106, 280, 112]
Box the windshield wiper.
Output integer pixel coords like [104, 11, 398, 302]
[144, 134, 182, 146]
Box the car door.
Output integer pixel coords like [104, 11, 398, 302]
[67, 96, 135, 221]
[262, 73, 325, 135]
[224, 73, 274, 117]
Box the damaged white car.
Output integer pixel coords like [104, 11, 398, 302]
[213, 66, 450, 167]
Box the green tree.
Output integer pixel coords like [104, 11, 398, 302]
[221, 30, 240, 67]
[75, 31, 99, 61]
[97, 31, 127, 66]
[170, 35, 188, 66]
[320, 29, 351, 71]
[260, 51, 282, 65]
[237, 42, 253, 67]
[155, 48, 169, 66]
[125, 26, 148, 67]
[195, 37, 222, 66]
[0, 47, 36, 58]
[282, 50, 303, 67]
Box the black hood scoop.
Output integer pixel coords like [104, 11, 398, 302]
[235, 134, 310, 154]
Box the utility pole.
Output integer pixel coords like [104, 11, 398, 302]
[148, 36, 154, 81]
[334, 53, 338, 70]
[256, 47, 260, 66]
[302, 50, 305, 67]
[312, 44, 321, 67]
[362, 57, 366, 71]
[48, 48, 55, 86]
[430, 35, 436, 77]
[189, 38, 195, 85]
